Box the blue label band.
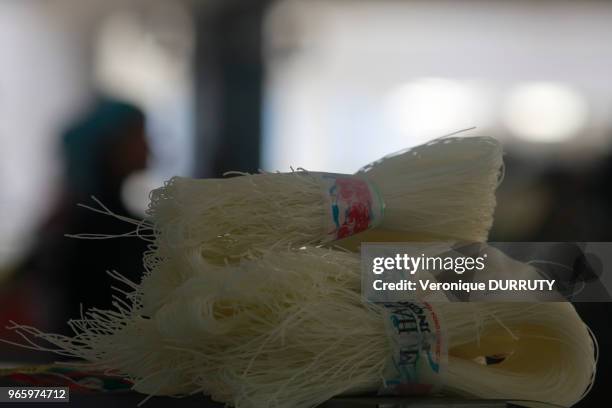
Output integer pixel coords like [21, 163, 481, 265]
[380, 301, 447, 395]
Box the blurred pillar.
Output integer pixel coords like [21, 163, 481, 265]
[193, 0, 271, 177]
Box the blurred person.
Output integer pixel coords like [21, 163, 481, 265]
[9, 98, 149, 339]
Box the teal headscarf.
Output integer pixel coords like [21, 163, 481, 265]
[62, 98, 144, 195]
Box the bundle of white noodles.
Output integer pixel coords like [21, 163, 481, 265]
[10, 247, 596, 408]
[147, 135, 503, 261]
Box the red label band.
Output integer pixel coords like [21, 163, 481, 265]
[321, 175, 385, 242]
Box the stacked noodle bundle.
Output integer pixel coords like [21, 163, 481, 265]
[7, 134, 597, 408]
[147, 136, 503, 261]
[9, 248, 596, 408]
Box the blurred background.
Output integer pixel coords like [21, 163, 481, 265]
[0, 0, 610, 406]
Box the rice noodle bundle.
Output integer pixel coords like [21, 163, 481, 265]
[147, 135, 503, 261]
[9, 247, 596, 408]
